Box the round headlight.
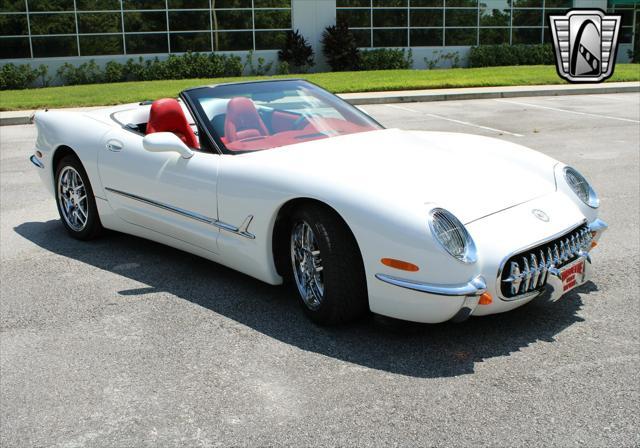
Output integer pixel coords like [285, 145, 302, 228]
[428, 208, 477, 263]
[564, 166, 599, 208]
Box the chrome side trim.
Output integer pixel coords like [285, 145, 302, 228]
[588, 218, 608, 235]
[375, 273, 486, 297]
[30, 155, 44, 169]
[104, 187, 255, 239]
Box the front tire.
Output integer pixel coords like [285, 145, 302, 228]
[55, 154, 103, 240]
[289, 204, 368, 325]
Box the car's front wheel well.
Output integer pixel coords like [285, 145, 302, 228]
[272, 198, 362, 280]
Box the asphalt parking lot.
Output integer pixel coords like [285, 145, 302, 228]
[1, 93, 639, 447]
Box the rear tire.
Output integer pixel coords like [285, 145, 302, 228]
[54, 154, 103, 240]
[289, 204, 368, 325]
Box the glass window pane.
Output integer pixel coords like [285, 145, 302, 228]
[445, 9, 477, 27]
[351, 28, 371, 46]
[214, 0, 252, 7]
[1, 1, 26, 13]
[213, 30, 252, 50]
[124, 11, 166, 32]
[168, 0, 209, 8]
[170, 32, 211, 52]
[29, 0, 74, 11]
[212, 10, 252, 29]
[125, 33, 168, 53]
[410, 28, 442, 46]
[254, 10, 291, 29]
[512, 9, 542, 27]
[511, 27, 542, 44]
[254, 0, 291, 6]
[76, 0, 120, 10]
[620, 27, 633, 44]
[80, 34, 123, 54]
[255, 30, 287, 49]
[479, 27, 509, 44]
[32, 35, 77, 56]
[337, 9, 371, 27]
[0, 37, 30, 57]
[411, 0, 442, 5]
[373, 28, 407, 46]
[169, 11, 210, 31]
[337, 0, 370, 7]
[123, 0, 165, 9]
[480, 1, 510, 26]
[544, 0, 571, 7]
[445, 28, 476, 45]
[373, 0, 405, 6]
[410, 9, 442, 27]
[78, 12, 122, 33]
[544, 9, 565, 26]
[30, 13, 76, 34]
[0, 13, 27, 35]
[615, 9, 634, 27]
[373, 9, 407, 27]
[512, 0, 542, 6]
[446, 0, 477, 6]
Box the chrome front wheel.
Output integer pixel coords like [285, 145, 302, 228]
[57, 166, 88, 232]
[290, 220, 325, 311]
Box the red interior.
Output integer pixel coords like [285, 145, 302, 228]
[146, 98, 199, 149]
[224, 97, 269, 144]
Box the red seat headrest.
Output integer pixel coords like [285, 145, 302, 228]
[147, 98, 199, 149]
[224, 97, 269, 143]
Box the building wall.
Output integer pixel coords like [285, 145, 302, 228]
[1, 0, 635, 77]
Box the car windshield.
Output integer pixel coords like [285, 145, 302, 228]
[183, 80, 383, 153]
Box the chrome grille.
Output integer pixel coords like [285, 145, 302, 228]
[500, 224, 592, 299]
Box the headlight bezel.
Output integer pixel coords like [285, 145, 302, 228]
[428, 208, 477, 264]
[563, 166, 599, 209]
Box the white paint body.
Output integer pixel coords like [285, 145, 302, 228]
[32, 102, 603, 323]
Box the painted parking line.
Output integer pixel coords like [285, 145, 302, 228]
[385, 104, 524, 137]
[494, 99, 640, 124]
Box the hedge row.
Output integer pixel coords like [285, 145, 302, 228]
[469, 44, 555, 67]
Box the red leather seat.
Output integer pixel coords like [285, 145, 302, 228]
[224, 97, 269, 143]
[146, 98, 199, 148]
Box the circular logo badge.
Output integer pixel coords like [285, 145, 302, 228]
[532, 209, 550, 222]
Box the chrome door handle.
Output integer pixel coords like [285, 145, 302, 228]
[106, 140, 123, 152]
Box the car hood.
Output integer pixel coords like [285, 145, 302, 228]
[243, 128, 558, 224]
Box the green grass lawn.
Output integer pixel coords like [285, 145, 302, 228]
[1, 64, 639, 111]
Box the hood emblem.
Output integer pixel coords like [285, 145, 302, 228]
[532, 209, 550, 222]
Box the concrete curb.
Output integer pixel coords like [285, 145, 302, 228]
[2, 82, 638, 126]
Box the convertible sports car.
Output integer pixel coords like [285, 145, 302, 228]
[30, 79, 607, 325]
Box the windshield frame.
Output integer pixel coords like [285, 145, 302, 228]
[180, 79, 384, 155]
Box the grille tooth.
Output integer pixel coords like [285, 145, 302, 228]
[500, 224, 589, 299]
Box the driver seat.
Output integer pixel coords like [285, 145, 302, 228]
[146, 98, 199, 148]
[224, 97, 269, 143]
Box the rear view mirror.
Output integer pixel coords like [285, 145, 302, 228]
[143, 132, 194, 159]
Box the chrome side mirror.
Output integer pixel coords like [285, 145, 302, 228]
[142, 132, 194, 159]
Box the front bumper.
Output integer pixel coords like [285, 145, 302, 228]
[371, 218, 607, 323]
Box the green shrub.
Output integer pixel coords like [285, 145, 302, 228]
[0, 63, 39, 90]
[469, 44, 554, 67]
[322, 21, 360, 71]
[360, 48, 413, 70]
[104, 61, 126, 83]
[57, 60, 104, 85]
[244, 50, 273, 76]
[278, 29, 314, 73]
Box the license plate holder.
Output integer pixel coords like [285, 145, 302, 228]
[560, 258, 587, 293]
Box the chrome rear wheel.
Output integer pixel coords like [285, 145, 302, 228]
[57, 166, 88, 232]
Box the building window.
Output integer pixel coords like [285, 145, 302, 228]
[0, 0, 292, 59]
[336, 0, 571, 48]
[609, 1, 638, 46]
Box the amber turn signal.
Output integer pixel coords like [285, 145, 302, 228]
[478, 292, 493, 305]
[591, 241, 598, 249]
[381, 258, 419, 272]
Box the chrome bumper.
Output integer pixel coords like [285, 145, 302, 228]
[375, 273, 487, 297]
[30, 155, 44, 169]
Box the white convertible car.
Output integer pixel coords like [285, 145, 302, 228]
[31, 79, 607, 325]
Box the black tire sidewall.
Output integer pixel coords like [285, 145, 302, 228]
[290, 205, 368, 325]
[54, 155, 102, 240]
